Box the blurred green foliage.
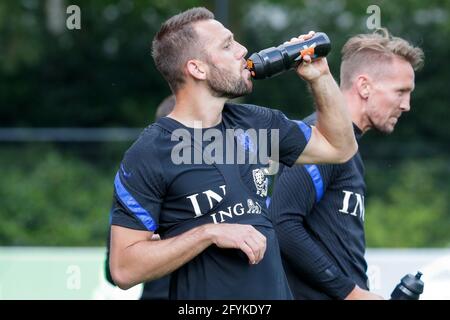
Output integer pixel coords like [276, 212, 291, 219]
[0, 145, 119, 245]
[365, 159, 450, 247]
[0, 0, 448, 246]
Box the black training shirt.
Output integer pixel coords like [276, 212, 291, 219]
[269, 112, 367, 300]
[111, 102, 311, 299]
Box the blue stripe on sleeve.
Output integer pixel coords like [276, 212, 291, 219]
[304, 164, 324, 203]
[295, 120, 312, 142]
[114, 172, 157, 231]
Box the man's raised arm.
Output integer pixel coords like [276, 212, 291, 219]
[291, 32, 358, 164]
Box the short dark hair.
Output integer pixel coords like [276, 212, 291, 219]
[151, 7, 214, 93]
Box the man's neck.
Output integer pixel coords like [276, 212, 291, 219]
[343, 89, 371, 134]
[169, 87, 227, 128]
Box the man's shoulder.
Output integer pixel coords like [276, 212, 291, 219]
[282, 159, 333, 177]
[302, 112, 317, 126]
[125, 123, 167, 159]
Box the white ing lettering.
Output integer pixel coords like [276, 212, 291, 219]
[186, 185, 263, 223]
[210, 202, 252, 224]
[186, 193, 202, 217]
[234, 203, 245, 216]
[352, 193, 365, 220]
[339, 190, 365, 221]
[338, 190, 353, 214]
[203, 189, 224, 209]
[186, 185, 226, 217]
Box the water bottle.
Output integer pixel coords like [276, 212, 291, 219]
[390, 271, 424, 300]
[246, 32, 331, 79]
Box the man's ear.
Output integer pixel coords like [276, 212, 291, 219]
[355, 75, 371, 99]
[186, 59, 207, 80]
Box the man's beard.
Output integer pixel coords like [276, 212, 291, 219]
[207, 63, 252, 99]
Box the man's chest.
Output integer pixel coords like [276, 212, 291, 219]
[161, 163, 271, 225]
[326, 156, 366, 221]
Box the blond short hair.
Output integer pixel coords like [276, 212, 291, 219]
[340, 28, 424, 90]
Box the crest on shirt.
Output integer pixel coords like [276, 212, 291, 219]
[252, 168, 268, 197]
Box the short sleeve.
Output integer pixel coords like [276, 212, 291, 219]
[270, 162, 337, 227]
[110, 142, 166, 232]
[269, 109, 312, 167]
[235, 104, 312, 167]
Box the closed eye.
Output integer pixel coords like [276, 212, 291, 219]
[221, 34, 234, 49]
[397, 88, 411, 95]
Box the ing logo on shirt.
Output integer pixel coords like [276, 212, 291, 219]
[186, 185, 263, 224]
[338, 190, 365, 221]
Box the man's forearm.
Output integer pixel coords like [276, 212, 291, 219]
[111, 224, 213, 289]
[310, 74, 357, 161]
[276, 219, 355, 299]
[111, 222, 266, 290]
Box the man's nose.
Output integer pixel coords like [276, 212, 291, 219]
[400, 95, 411, 112]
[237, 42, 248, 59]
[401, 104, 410, 112]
